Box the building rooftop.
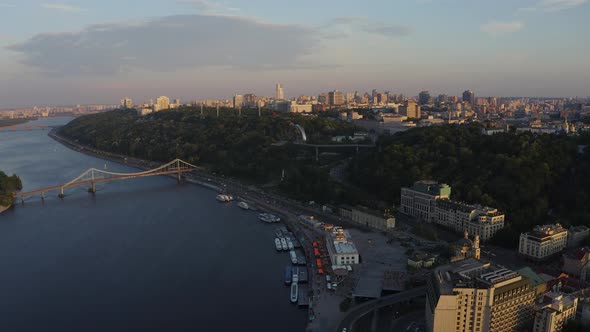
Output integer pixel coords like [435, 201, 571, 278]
[525, 224, 567, 239]
[330, 229, 359, 255]
[436, 199, 476, 213]
[516, 267, 546, 288]
[409, 180, 451, 197]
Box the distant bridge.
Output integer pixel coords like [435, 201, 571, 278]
[293, 142, 376, 161]
[14, 159, 199, 200]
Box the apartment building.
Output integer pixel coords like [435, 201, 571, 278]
[533, 292, 578, 332]
[400, 180, 451, 222]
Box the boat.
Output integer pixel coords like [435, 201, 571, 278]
[258, 213, 280, 223]
[290, 250, 298, 264]
[292, 267, 299, 283]
[281, 238, 288, 251]
[290, 283, 298, 303]
[275, 238, 282, 251]
[237, 201, 249, 210]
[285, 266, 292, 284]
[286, 238, 294, 251]
[216, 194, 233, 202]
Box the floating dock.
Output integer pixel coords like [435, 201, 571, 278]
[299, 267, 308, 283]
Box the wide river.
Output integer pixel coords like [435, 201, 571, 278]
[0, 117, 306, 331]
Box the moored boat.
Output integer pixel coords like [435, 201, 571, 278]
[275, 238, 282, 251]
[285, 266, 292, 284]
[287, 238, 294, 251]
[215, 194, 233, 202]
[289, 250, 298, 264]
[290, 282, 298, 303]
[292, 266, 299, 283]
[281, 238, 288, 251]
[237, 201, 249, 210]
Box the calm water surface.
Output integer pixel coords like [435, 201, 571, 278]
[0, 117, 306, 331]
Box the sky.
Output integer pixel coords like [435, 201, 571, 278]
[0, 0, 589, 108]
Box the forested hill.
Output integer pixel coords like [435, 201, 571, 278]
[0, 171, 22, 207]
[350, 124, 590, 246]
[58, 108, 356, 188]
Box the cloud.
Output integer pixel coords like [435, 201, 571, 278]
[363, 24, 415, 37]
[0, 3, 16, 7]
[518, 0, 587, 12]
[177, 0, 239, 14]
[6, 15, 321, 76]
[41, 3, 83, 12]
[480, 21, 524, 35]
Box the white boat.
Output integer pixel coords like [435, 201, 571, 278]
[287, 238, 294, 251]
[290, 282, 298, 303]
[275, 238, 282, 251]
[281, 238, 288, 251]
[216, 194, 233, 202]
[259, 213, 281, 223]
[237, 201, 249, 210]
[292, 267, 299, 283]
[290, 250, 298, 264]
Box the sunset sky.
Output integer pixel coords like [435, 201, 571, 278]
[1, 0, 589, 107]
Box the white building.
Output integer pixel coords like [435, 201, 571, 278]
[338, 206, 395, 231]
[325, 227, 359, 266]
[464, 207, 505, 242]
[533, 292, 578, 332]
[400, 180, 451, 222]
[275, 83, 284, 100]
[519, 224, 568, 261]
[289, 103, 312, 113]
[154, 96, 170, 112]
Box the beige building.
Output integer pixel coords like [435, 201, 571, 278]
[426, 259, 536, 332]
[464, 207, 505, 242]
[338, 206, 395, 231]
[533, 292, 578, 332]
[399, 100, 421, 118]
[400, 180, 451, 222]
[154, 96, 170, 112]
[519, 224, 568, 261]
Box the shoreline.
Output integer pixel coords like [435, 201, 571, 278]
[0, 205, 10, 214]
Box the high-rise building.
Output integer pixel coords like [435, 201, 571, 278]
[120, 97, 133, 109]
[419, 91, 431, 105]
[233, 94, 243, 109]
[329, 90, 345, 106]
[276, 83, 285, 100]
[463, 90, 476, 105]
[155, 96, 170, 111]
[243, 94, 258, 107]
[399, 100, 421, 118]
[519, 224, 568, 261]
[426, 259, 536, 332]
[318, 92, 329, 104]
[533, 292, 578, 332]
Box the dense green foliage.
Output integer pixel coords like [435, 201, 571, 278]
[350, 124, 590, 247]
[59, 108, 356, 201]
[0, 171, 22, 207]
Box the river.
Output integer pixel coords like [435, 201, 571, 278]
[0, 117, 306, 331]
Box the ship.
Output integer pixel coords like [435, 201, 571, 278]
[258, 213, 281, 223]
[290, 282, 298, 303]
[216, 194, 233, 202]
[237, 201, 249, 210]
[289, 250, 298, 264]
[275, 238, 282, 251]
[285, 266, 292, 284]
[281, 238, 288, 251]
[286, 238, 294, 251]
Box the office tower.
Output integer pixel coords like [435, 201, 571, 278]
[399, 100, 421, 118]
[120, 97, 133, 109]
[233, 95, 243, 109]
[155, 96, 170, 111]
[426, 259, 536, 332]
[463, 90, 476, 105]
[328, 90, 345, 106]
[419, 91, 431, 105]
[276, 83, 285, 100]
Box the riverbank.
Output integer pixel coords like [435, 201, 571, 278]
[0, 118, 35, 128]
[0, 205, 10, 214]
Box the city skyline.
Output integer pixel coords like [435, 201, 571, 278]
[0, 0, 589, 108]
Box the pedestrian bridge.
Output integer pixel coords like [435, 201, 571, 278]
[14, 159, 199, 200]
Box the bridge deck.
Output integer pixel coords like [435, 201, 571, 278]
[15, 168, 195, 197]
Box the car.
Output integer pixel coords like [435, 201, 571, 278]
[327, 283, 332, 290]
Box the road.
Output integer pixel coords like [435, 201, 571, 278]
[334, 287, 426, 332]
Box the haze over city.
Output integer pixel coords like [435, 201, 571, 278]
[0, 0, 589, 108]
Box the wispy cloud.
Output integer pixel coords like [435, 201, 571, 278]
[177, 0, 239, 15]
[41, 3, 83, 12]
[481, 21, 524, 36]
[364, 24, 415, 37]
[6, 15, 321, 76]
[518, 0, 587, 12]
